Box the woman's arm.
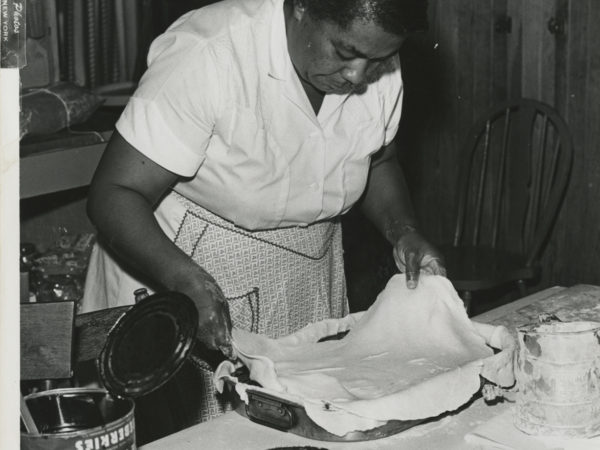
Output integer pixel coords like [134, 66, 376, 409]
[358, 138, 445, 288]
[87, 131, 232, 351]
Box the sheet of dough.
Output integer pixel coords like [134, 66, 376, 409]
[224, 275, 514, 436]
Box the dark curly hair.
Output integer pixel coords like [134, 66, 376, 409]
[298, 0, 428, 35]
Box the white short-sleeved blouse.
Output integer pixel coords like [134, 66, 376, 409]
[116, 0, 404, 230]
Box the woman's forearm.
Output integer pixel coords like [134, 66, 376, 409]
[88, 183, 206, 291]
[359, 140, 419, 245]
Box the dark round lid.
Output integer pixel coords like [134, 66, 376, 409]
[98, 291, 198, 398]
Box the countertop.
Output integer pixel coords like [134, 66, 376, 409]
[140, 285, 600, 450]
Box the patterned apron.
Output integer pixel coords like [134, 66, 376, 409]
[170, 192, 349, 421]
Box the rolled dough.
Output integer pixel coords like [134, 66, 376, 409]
[219, 275, 515, 436]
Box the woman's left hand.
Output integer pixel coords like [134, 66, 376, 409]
[393, 229, 446, 289]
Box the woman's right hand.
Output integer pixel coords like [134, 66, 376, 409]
[180, 269, 233, 355]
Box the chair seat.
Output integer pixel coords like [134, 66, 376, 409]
[439, 244, 539, 292]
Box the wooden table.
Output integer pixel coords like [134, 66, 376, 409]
[140, 285, 600, 450]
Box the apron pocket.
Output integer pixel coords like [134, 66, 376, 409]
[227, 287, 260, 333]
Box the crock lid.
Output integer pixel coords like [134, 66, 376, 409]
[98, 291, 198, 398]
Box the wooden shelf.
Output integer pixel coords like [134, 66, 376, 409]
[20, 131, 111, 199]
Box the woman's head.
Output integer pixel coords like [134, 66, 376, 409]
[302, 0, 429, 35]
[285, 0, 427, 95]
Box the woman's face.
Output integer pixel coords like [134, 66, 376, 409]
[286, 3, 405, 95]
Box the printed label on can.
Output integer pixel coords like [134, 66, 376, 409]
[73, 417, 136, 450]
[1, 0, 26, 68]
[21, 409, 136, 450]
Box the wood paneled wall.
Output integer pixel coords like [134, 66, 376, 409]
[398, 0, 600, 289]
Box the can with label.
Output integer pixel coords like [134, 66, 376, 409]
[21, 291, 199, 449]
[21, 388, 135, 450]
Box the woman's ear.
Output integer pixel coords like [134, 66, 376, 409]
[291, 0, 307, 21]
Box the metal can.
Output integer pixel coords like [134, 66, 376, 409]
[515, 320, 600, 438]
[22, 291, 200, 447]
[21, 388, 136, 450]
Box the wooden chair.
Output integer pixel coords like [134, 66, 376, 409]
[440, 99, 574, 314]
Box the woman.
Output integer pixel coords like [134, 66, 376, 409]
[83, 0, 445, 420]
